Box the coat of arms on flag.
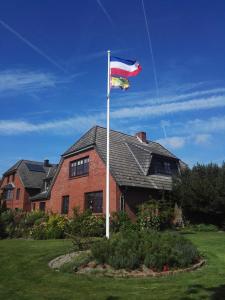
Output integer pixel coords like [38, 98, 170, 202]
[110, 76, 130, 90]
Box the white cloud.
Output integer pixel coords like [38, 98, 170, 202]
[186, 116, 225, 134]
[157, 136, 186, 149]
[0, 114, 104, 135]
[111, 95, 225, 119]
[0, 70, 56, 94]
[194, 134, 211, 145]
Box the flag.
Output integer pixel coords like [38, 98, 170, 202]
[111, 76, 130, 90]
[110, 56, 142, 77]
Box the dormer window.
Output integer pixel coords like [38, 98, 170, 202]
[150, 156, 177, 176]
[69, 157, 89, 178]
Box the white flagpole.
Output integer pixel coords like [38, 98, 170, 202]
[106, 49, 110, 239]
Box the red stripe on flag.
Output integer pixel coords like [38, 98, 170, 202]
[111, 65, 142, 77]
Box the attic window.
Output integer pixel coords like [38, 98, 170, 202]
[26, 163, 45, 173]
[69, 157, 89, 177]
[151, 157, 178, 176]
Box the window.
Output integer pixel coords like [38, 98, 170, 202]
[152, 157, 177, 176]
[70, 157, 89, 177]
[164, 162, 172, 175]
[5, 189, 13, 200]
[12, 173, 15, 182]
[39, 202, 46, 211]
[32, 203, 36, 211]
[16, 188, 20, 200]
[85, 191, 103, 213]
[61, 196, 69, 214]
[7, 176, 9, 183]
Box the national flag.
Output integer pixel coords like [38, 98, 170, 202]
[110, 56, 142, 77]
[111, 76, 130, 90]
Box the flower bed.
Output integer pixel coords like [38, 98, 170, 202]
[50, 230, 203, 277]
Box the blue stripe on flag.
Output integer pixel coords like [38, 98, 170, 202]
[110, 56, 136, 66]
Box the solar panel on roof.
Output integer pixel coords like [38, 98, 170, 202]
[26, 163, 45, 172]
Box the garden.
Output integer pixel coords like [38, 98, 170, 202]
[0, 162, 225, 299]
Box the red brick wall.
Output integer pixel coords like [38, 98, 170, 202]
[49, 148, 121, 216]
[0, 173, 30, 211]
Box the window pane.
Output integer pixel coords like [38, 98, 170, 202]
[61, 196, 69, 214]
[85, 191, 103, 213]
[16, 188, 20, 200]
[39, 202, 46, 211]
[70, 157, 89, 177]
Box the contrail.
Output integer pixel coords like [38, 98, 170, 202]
[0, 18, 67, 72]
[141, 0, 159, 99]
[96, 0, 113, 26]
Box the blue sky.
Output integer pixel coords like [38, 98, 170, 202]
[0, 0, 225, 175]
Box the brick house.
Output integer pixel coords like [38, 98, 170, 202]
[0, 160, 57, 211]
[45, 126, 183, 218]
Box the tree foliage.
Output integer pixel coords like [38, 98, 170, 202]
[172, 163, 225, 226]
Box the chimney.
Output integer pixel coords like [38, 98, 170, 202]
[44, 159, 50, 167]
[135, 131, 147, 143]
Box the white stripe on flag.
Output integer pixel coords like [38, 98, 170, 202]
[110, 61, 138, 72]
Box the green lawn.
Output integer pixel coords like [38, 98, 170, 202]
[0, 232, 225, 300]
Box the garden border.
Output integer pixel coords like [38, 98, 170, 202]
[48, 251, 205, 277]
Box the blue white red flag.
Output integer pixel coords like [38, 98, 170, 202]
[110, 56, 142, 77]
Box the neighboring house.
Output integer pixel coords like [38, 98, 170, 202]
[47, 126, 183, 218]
[0, 160, 57, 211]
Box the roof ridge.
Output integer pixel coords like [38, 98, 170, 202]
[149, 140, 178, 159]
[62, 125, 97, 156]
[125, 143, 146, 175]
[95, 125, 156, 142]
[126, 142, 152, 154]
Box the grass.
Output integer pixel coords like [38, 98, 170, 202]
[0, 232, 225, 300]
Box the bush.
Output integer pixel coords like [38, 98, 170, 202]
[0, 210, 26, 238]
[30, 214, 69, 239]
[137, 199, 173, 231]
[30, 222, 47, 240]
[70, 207, 105, 237]
[110, 211, 134, 233]
[91, 230, 199, 271]
[24, 211, 46, 227]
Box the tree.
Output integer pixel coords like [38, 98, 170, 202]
[172, 163, 225, 227]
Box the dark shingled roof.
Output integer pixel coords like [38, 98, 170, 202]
[63, 126, 181, 190]
[30, 191, 48, 201]
[3, 160, 58, 190]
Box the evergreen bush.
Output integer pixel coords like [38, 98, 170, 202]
[91, 230, 199, 271]
[70, 207, 105, 237]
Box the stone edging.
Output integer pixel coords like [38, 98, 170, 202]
[48, 251, 83, 270]
[49, 251, 205, 277]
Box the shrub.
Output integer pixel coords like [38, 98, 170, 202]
[110, 211, 133, 233]
[24, 211, 46, 227]
[0, 210, 26, 238]
[0, 215, 7, 239]
[30, 222, 47, 240]
[30, 214, 69, 239]
[91, 230, 199, 271]
[137, 199, 173, 231]
[70, 207, 105, 237]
